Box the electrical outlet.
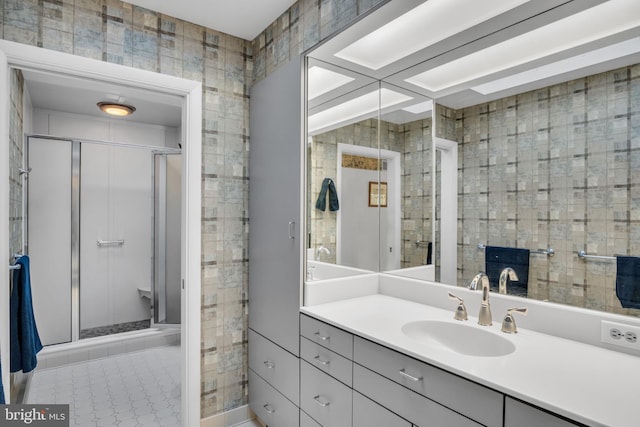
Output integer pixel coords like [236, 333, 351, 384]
[601, 320, 640, 350]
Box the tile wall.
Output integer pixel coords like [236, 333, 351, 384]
[3, 0, 390, 418]
[443, 64, 640, 316]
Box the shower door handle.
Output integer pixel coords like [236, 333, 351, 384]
[97, 239, 125, 247]
[288, 221, 295, 240]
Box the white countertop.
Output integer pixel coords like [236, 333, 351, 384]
[301, 294, 640, 427]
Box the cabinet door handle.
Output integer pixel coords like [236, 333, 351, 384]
[263, 360, 275, 369]
[314, 332, 330, 341]
[399, 368, 423, 382]
[313, 395, 331, 407]
[263, 403, 275, 414]
[314, 355, 330, 366]
[288, 221, 295, 239]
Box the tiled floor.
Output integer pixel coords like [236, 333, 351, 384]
[26, 345, 181, 427]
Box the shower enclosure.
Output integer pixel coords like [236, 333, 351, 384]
[25, 136, 181, 346]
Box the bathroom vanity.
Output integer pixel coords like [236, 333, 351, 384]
[300, 276, 640, 427]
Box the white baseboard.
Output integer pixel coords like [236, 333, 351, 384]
[200, 405, 254, 427]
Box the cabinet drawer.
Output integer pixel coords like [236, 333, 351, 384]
[301, 314, 353, 359]
[353, 391, 411, 427]
[249, 369, 299, 427]
[300, 360, 352, 427]
[249, 329, 300, 405]
[504, 397, 582, 427]
[301, 336, 353, 386]
[353, 364, 481, 427]
[354, 337, 502, 427]
[300, 410, 322, 427]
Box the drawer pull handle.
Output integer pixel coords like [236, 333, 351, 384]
[264, 360, 275, 369]
[313, 395, 331, 407]
[314, 355, 330, 366]
[314, 332, 330, 341]
[399, 369, 423, 382]
[263, 403, 275, 414]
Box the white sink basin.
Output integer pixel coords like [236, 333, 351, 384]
[401, 320, 516, 357]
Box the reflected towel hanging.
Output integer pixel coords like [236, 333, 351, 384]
[616, 256, 640, 309]
[315, 178, 340, 211]
[485, 246, 530, 294]
[10, 255, 43, 373]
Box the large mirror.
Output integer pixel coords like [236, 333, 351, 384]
[305, 0, 640, 318]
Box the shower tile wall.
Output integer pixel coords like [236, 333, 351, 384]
[310, 118, 432, 268]
[9, 69, 23, 258]
[447, 64, 640, 317]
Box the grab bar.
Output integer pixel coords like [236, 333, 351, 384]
[9, 264, 21, 270]
[97, 239, 125, 247]
[577, 250, 616, 261]
[415, 240, 431, 248]
[478, 243, 554, 257]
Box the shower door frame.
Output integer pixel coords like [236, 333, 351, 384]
[0, 40, 202, 425]
[25, 136, 181, 341]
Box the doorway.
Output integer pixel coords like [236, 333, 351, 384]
[0, 40, 201, 425]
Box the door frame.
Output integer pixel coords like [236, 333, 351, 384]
[336, 143, 401, 270]
[0, 40, 202, 426]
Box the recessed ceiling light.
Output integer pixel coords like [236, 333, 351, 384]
[406, 0, 640, 92]
[471, 37, 640, 95]
[334, 0, 531, 70]
[308, 88, 413, 133]
[97, 102, 136, 117]
[308, 66, 356, 100]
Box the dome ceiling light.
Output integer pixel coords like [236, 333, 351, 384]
[97, 101, 136, 117]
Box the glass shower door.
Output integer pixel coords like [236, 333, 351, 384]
[80, 143, 154, 337]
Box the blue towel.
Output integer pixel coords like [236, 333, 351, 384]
[616, 256, 640, 309]
[10, 256, 43, 373]
[315, 178, 340, 211]
[485, 246, 530, 295]
[0, 357, 4, 404]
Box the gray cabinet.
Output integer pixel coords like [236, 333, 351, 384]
[249, 56, 303, 425]
[353, 391, 411, 427]
[504, 397, 583, 427]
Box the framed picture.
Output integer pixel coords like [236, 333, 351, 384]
[368, 181, 387, 207]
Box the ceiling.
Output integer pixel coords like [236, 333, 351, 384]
[125, 0, 297, 40]
[23, 70, 183, 128]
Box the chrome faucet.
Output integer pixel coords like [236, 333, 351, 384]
[469, 273, 492, 326]
[315, 245, 330, 261]
[499, 267, 518, 295]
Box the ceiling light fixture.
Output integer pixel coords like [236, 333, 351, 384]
[308, 88, 413, 134]
[405, 0, 640, 92]
[308, 66, 356, 100]
[97, 102, 136, 117]
[334, 0, 531, 70]
[471, 37, 640, 95]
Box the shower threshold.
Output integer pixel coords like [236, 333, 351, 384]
[80, 319, 151, 339]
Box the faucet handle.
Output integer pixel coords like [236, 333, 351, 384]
[448, 292, 468, 321]
[501, 307, 528, 334]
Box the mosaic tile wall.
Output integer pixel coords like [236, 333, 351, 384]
[2, 0, 251, 418]
[449, 64, 640, 317]
[310, 117, 432, 269]
[252, 0, 388, 83]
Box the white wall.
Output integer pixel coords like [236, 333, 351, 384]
[28, 109, 181, 338]
[33, 109, 178, 148]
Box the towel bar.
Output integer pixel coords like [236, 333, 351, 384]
[97, 239, 125, 247]
[9, 264, 21, 270]
[415, 240, 431, 248]
[478, 243, 554, 257]
[577, 250, 616, 261]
